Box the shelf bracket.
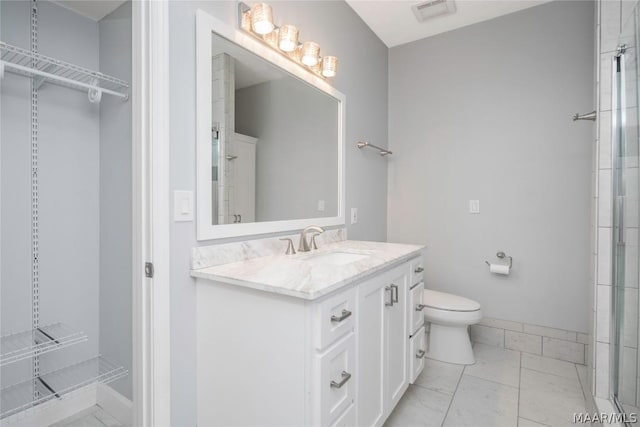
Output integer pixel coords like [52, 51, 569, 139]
[33, 63, 56, 90]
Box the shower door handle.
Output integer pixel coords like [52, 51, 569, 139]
[617, 196, 625, 243]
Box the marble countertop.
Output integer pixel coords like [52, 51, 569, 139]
[191, 240, 424, 300]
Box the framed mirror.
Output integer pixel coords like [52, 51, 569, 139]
[196, 10, 346, 240]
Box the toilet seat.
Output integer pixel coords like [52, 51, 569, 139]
[424, 289, 481, 312]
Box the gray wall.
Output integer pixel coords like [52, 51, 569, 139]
[1, 0, 100, 381]
[236, 78, 339, 222]
[387, 1, 595, 332]
[99, 1, 133, 400]
[169, 2, 388, 424]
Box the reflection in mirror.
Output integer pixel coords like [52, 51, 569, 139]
[210, 33, 339, 226]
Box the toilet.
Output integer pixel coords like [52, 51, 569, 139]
[423, 289, 482, 365]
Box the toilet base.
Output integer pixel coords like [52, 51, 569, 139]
[426, 323, 475, 365]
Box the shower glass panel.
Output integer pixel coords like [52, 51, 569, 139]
[612, 4, 640, 417]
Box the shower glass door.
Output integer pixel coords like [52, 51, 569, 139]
[612, 4, 640, 418]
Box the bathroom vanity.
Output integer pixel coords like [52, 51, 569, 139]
[192, 239, 425, 427]
[191, 8, 424, 426]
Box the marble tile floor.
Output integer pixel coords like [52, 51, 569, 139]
[385, 343, 590, 427]
[50, 406, 124, 427]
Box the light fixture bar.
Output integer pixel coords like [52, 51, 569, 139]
[237, 2, 338, 80]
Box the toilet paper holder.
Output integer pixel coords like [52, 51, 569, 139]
[485, 251, 513, 268]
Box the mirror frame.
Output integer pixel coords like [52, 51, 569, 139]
[196, 9, 346, 241]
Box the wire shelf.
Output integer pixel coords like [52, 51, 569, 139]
[1, 323, 88, 367]
[0, 356, 128, 420]
[0, 41, 129, 100]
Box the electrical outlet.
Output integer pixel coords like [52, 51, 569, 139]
[351, 208, 358, 224]
[469, 200, 480, 214]
[318, 200, 325, 212]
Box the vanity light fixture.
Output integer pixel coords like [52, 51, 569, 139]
[238, 2, 338, 79]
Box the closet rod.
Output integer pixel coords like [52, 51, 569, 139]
[0, 60, 129, 101]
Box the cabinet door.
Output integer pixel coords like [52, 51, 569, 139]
[357, 278, 389, 427]
[385, 271, 409, 411]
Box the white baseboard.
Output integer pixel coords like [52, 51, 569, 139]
[2, 387, 97, 427]
[594, 397, 623, 427]
[96, 384, 133, 426]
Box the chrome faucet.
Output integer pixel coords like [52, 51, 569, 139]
[298, 226, 325, 252]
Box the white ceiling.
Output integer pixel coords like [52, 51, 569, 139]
[346, 0, 551, 47]
[52, 0, 127, 21]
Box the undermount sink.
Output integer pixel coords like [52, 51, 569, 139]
[300, 251, 370, 266]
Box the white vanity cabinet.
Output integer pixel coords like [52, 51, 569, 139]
[195, 254, 422, 427]
[357, 263, 409, 427]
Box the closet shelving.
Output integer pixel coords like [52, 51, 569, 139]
[0, 356, 128, 419]
[0, 41, 129, 101]
[0, 4, 131, 418]
[0, 323, 88, 366]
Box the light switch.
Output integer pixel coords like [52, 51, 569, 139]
[174, 191, 194, 222]
[469, 200, 480, 214]
[351, 208, 358, 224]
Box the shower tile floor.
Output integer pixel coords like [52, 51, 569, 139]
[385, 343, 590, 427]
[50, 406, 124, 427]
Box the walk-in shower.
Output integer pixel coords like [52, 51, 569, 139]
[611, 4, 640, 421]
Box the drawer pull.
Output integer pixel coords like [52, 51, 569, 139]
[330, 371, 352, 389]
[391, 284, 399, 303]
[416, 349, 426, 359]
[415, 304, 427, 311]
[385, 286, 393, 306]
[414, 267, 424, 273]
[331, 309, 352, 323]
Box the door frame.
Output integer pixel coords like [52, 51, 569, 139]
[132, 1, 171, 426]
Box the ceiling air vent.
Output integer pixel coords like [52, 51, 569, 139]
[411, 0, 456, 22]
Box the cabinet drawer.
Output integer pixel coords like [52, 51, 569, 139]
[409, 257, 424, 286]
[314, 287, 356, 350]
[409, 282, 425, 335]
[317, 336, 356, 427]
[409, 326, 427, 384]
[329, 403, 355, 427]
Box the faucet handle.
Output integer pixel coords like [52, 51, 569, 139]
[280, 238, 296, 255]
[311, 233, 321, 250]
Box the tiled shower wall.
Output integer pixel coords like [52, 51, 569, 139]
[593, 0, 639, 407]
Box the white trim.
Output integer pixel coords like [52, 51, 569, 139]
[132, 1, 171, 426]
[96, 384, 133, 426]
[3, 388, 96, 427]
[196, 9, 346, 241]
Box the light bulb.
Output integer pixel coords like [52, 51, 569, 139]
[278, 24, 299, 52]
[301, 41, 320, 66]
[251, 3, 274, 35]
[321, 56, 338, 77]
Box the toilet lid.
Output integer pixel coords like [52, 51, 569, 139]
[424, 289, 481, 312]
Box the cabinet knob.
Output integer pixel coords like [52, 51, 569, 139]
[414, 267, 424, 273]
[330, 371, 352, 389]
[330, 309, 352, 323]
